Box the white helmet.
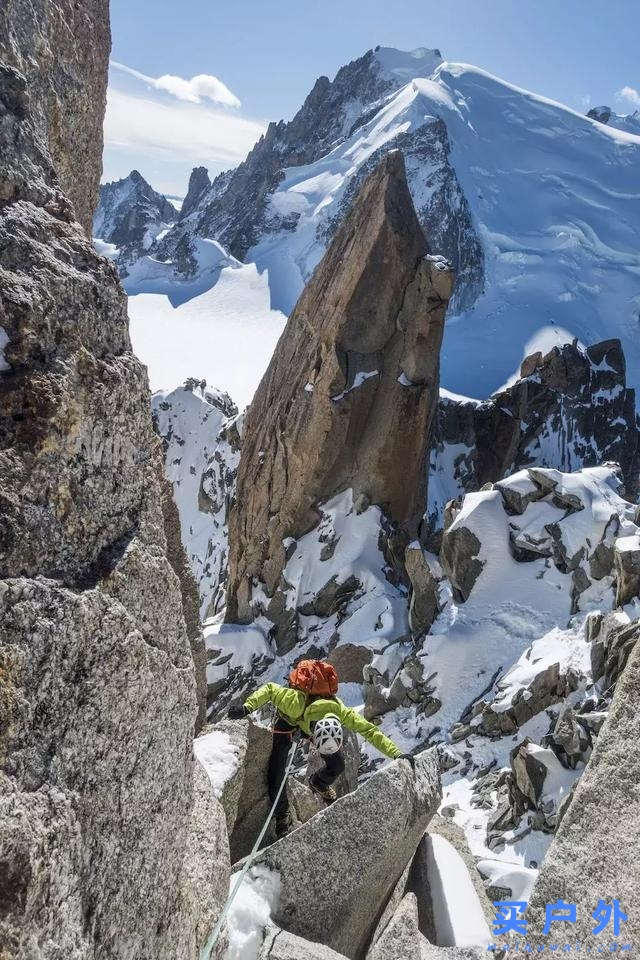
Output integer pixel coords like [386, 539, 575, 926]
[313, 714, 343, 755]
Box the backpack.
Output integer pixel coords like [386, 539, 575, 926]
[289, 659, 338, 696]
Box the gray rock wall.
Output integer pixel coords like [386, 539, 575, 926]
[0, 2, 224, 955]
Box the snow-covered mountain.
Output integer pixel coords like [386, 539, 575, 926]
[93, 169, 177, 265]
[114, 46, 640, 407]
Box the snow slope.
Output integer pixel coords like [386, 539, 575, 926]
[248, 62, 640, 399]
[129, 252, 286, 407]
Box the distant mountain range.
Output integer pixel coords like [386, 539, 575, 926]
[94, 47, 640, 404]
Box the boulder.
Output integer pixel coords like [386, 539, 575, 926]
[544, 707, 591, 768]
[257, 750, 441, 958]
[366, 893, 423, 960]
[440, 525, 483, 603]
[614, 533, 640, 606]
[495, 470, 544, 515]
[405, 545, 444, 637]
[508, 739, 578, 832]
[287, 778, 326, 826]
[526, 637, 640, 946]
[259, 926, 349, 960]
[226, 151, 453, 626]
[419, 947, 485, 960]
[510, 739, 551, 806]
[368, 861, 413, 948]
[472, 659, 580, 737]
[363, 656, 440, 721]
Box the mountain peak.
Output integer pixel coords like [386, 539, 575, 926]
[372, 45, 443, 85]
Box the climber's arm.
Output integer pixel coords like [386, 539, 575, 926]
[339, 705, 402, 759]
[244, 682, 283, 713]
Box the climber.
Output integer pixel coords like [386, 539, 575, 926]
[227, 658, 415, 839]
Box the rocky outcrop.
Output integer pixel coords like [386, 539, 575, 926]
[526, 637, 640, 946]
[257, 750, 441, 958]
[176, 762, 232, 959]
[613, 532, 640, 606]
[0, 3, 223, 955]
[439, 523, 483, 604]
[93, 169, 177, 264]
[440, 464, 640, 619]
[405, 545, 446, 637]
[226, 152, 453, 623]
[0, 0, 109, 234]
[589, 609, 640, 691]
[429, 339, 640, 531]
[181, 165, 212, 220]
[587, 104, 640, 135]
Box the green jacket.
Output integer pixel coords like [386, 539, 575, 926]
[243, 682, 401, 760]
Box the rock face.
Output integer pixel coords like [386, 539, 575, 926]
[0, 0, 109, 234]
[429, 339, 640, 530]
[256, 750, 440, 959]
[226, 152, 453, 622]
[0, 3, 223, 956]
[93, 169, 178, 265]
[526, 638, 640, 946]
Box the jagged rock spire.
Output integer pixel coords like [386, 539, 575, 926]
[226, 151, 454, 621]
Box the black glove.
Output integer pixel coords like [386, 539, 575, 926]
[228, 703, 247, 720]
[398, 753, 416, 770]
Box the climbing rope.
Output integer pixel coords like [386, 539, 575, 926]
[199, 735, 299, 960]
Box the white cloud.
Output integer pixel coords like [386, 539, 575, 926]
[103, 87, 265, 194]
[110, 60, 241, 108]
[617, 86, 640, 108]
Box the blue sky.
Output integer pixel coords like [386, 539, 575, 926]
[105, 0, 640, 196]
